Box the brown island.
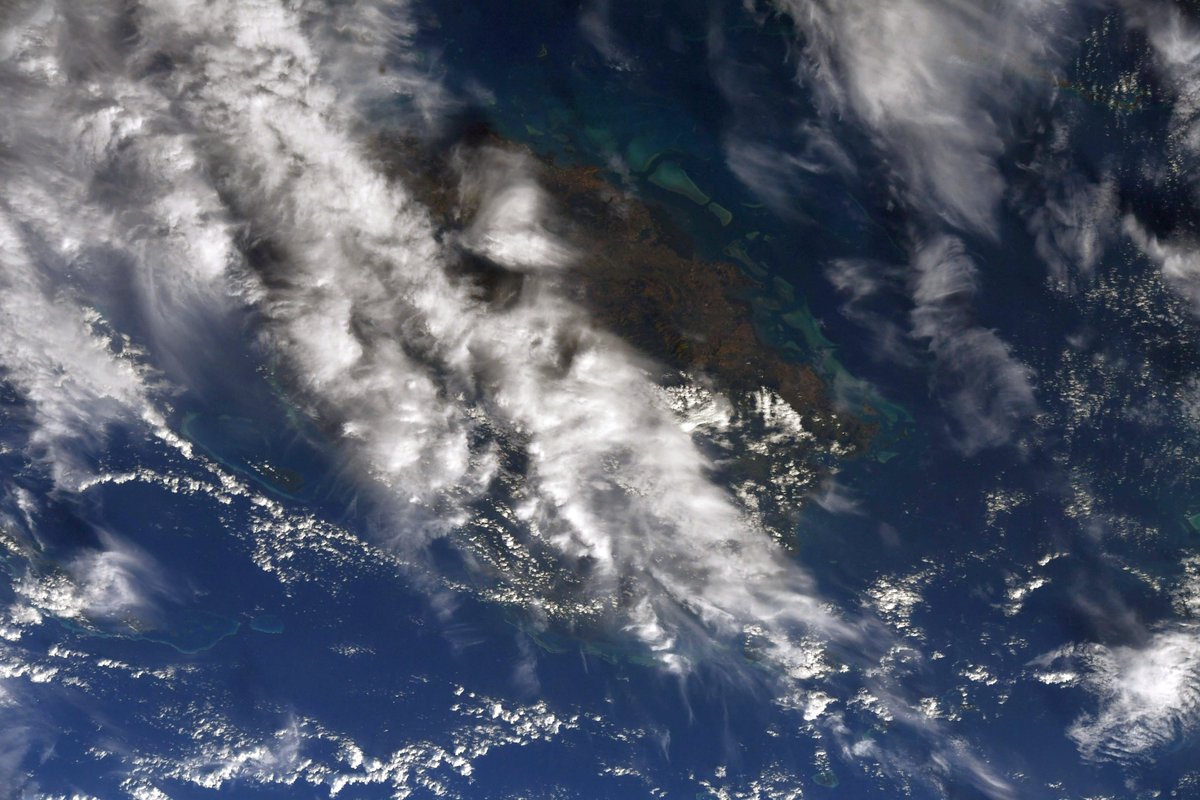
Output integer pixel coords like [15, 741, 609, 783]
[370, 126, 876, 535]
[374, 127, 873, 438]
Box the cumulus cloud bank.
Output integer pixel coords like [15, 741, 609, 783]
[0, 0, 860, 690]
[15, 531, 171, 627]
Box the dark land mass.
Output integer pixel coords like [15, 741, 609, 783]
[357, 123, 884, 617]
[370, 127, 874, 459]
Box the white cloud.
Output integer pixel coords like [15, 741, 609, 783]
[1123, 214, 1200, 312]
[1134, 1, 1200, 174]
[579, 0, 635, 71]
[0, 716, 35, 797]
[767, 2, 1058, 453]
[1047, 629, 1200, 762]
[455, 147, 576, 272]
[709, 15, 857, 216]
[0, 652, 48, 798]
[92, 0, 858, 679]
[15, 531, 171, 626]
[1031, 556, 1200, 765]
[722, 127, 855, 218]
[825, 258, 917, 366]
[911, 236, 1038, 452]
[127, 693, 582, 797]
[0, 1, 269, 487]
[1027, 169, 1119, 293]
[0, 214, 154, 487]
[0, 4, 1024, 795]
[0, 0, 866, 691]
[773, 0, 1072, 234]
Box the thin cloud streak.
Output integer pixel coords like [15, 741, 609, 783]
[773, 0, 1076, 235]
[911, 236, 1039, 453]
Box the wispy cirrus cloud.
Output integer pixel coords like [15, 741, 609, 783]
[1132, 1, 1200, 178]
[761, 0, 1054, 457]
[1027, 166, 1120, 293]
[911, 236, 1039, 452]
[0, 213, 154, 488]
[826, 239, 1039, 453]
[772, 0, 1076, 235]
[1123, 214, 1200, 312]
[824, 257, 918, 367]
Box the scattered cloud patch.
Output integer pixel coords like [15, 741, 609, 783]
[910, 236, 1038, 453]
[1041, 630, 1200, 762]
[772, 0, 1074, 235]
